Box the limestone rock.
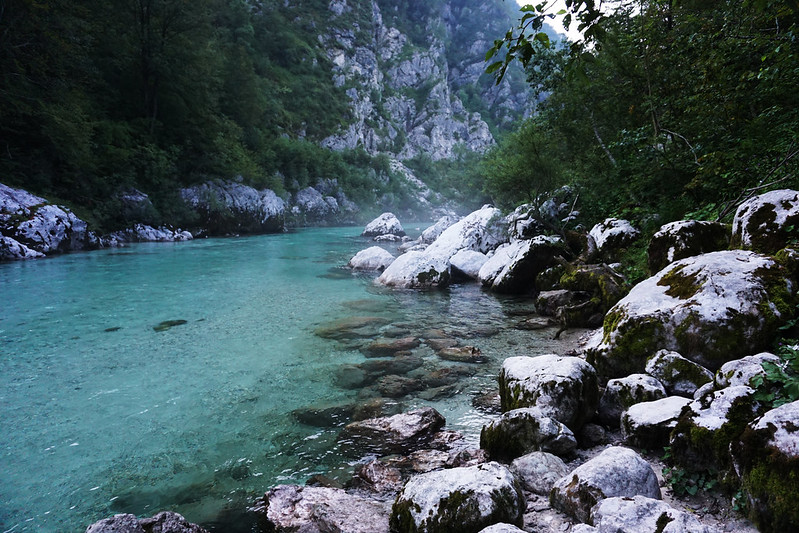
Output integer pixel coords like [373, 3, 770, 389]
[505, 187, 578, 241]
[598, 374, 667, 428]
[535, 289, 587, 317]
[85, 514, 146, 533]
[588, 218, 640, 261]
[498, 355, 599, 430]
[715, 353, 781, 388]
[420, 215, 459, 243]
[478, 236, 565, 294]
[509, 451, 569, 495]
[0, 235, 45, 260]
[348, 246, 395, 271]
[363, 212, 405, 237]
[349, 459, 404, 496]
[338, 407, 445, 455]
[648, 220, 730, 273]
[621, 396, 692, 449]
[85, 512, 208, 533]
[590, 496, 718, 533]
[111, 224, 193, 243]
[450, 249, 488, 280]
[556, 264, 629, 328]
[362, 336, 420, 357]
[731, 189, 799, 254]
[375, 250, 450, 289]
[477, 524, 526, 533]
[732, 400, 799, 532]
[585, 250, 796, 378]
[390, 462, 525, 533]
[425, 205, 506, 260]
[180, 180, 285, 234]
[480, 407, 577, 460]
[550, 446, 661, 523]
[252, 485, 389, 533]
[645, 350, 714, 397]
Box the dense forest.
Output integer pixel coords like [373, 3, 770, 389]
[482, 0, 799, 230]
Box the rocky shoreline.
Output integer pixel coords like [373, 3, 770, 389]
[43, 188, 799, 532]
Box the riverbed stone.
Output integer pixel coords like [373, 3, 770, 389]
[645, 349, 714, 397]
[585, 250, 797, 378]
[362, 336, 420, 357]
[715, 352, 782, 388]
[550, 446, 661, 523]
[498, 355, 599, 430]
[450, 249, 488, 280]
[731, 189, 799, 254]
[590, 495, 718, 533]
[375, 250, 450, 289]
[437, 346, 485, 363]
[598, 373, 667, 428]
[390, 462, 525, 533]
[480, 407, 577, 460]
[252, 485, 389, 533]
[85, 512, 208, 533]
[510, 451, 569, 495]
[349, 246, 395, 271]
[314, 316, 390, 341]
[621, 396, 692, 449]
[477, 524, 526, 533]
[732, 400, 799, 532]
[588, 218, 640, 262]
[338, 407, 445, 455]
[348, 459, 404, 496]
[648, 219, 730, 273]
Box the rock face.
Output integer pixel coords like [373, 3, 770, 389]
[349, 246, 395, 271]
[648, 220, 730, 273]
[363, 212, 405, 237]
[1, 182, 95, 259]
[390, 462, 525, 533]
[731, 189, 799, 254]
[252, 485, 389, 533]
[733, 400, 799, 532]
[498, 355, 599, 430]
[550, 446, 661, 523]
[586, 250, 797, 378]
[480, 408, 577, 460]
[85, 512, 208, 533]
[111, 224, 193, 243]
[179, 180, 285, 235]
[291, 186, 343, 224]
[338, 407, 446, 455]
[588, 218, 640, 261]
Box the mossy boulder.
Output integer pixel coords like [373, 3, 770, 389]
[338, 407, 445, 455]
[498, 355, 599, 431]
[645, 350, 713, 398]
[588, 218, 641, 262]
[585, 250, 797, 379]
[669, 385, 762, 476]
[478, 236, 566, 294]
[598, 374, 667, 428]
[480, 407, 577, 461]
[648, 220, 730, 274]
[550, 446, 661, 524]
[390, 462, 525, 533]
[731, 189, 799, 254]
[621, 396, 692, 449]
[715, 353, 781, 388]
[732, 400, 799, 533]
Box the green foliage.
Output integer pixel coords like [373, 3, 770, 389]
[662, 447, 719, 496]
[751, 342, 799, 407]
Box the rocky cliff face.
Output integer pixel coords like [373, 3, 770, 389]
[318, 0, 534, 161]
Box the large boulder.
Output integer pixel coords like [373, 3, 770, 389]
[732, 400, 799, 532]
[645, 350, 714, 398]
[420, 215, 459, 243]
[480, 408, 577, 460]
[390, 462, 525, 533]
[349, 246, 395, 271]
[251, 485, 389, 533]
[715, 353, 781, 388]
[450, 249, 488, 280]
[598, 374, 667, 428]
[85, 512, 208, 533]
[424, 205, 506, 260]
[338, 407, 446, 455]
[509, 451, 570, 495]
[0, 235, 44, 260]
[621, 396, 692, 449]
[588, 218, 640, 262]
[375, 250, 450, 289]
[731, 189, 799, 254]
[498, 355, 599, 430]
[648, 220, 730, 273]
[478, 236, 565, 294]
[550, 446, 661, 523]
[363, 212, 405, 237]
[585, 250, 797, 378]
[589, 496, 717, 533]
[180, 180, 285, 234]
[556, 264, 629, 328]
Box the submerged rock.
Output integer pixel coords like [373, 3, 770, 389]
[585, 250, 797, 378]
[349, 246, 395, 271]
[252, 485, 389, 533]
[153, 319, 188, 332]
[362, 336, 420, 357]
[390, 462, 525, 533]
[338, 407, 446, 455]
[437, 346, 485, 363]
[314, 316, 390, 340]
[550, 446, 661, 523]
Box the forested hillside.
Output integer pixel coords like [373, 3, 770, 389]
[0, 0, 544, 231]
[479, 0, 799, 233]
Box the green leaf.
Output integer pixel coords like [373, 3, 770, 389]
[486, 61, 504, 74]
[534, 32, 551, 48]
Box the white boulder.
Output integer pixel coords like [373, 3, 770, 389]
[731, 189, 799, 253]
[349, 246, 395, 271]
[362, 212, 405, 237]
[450, 249, 488, 280]
[645, 350, 714, 397]
[598, 374, 667, 428]
[621, 396, 692, 449]
[590, 496, 718, 533]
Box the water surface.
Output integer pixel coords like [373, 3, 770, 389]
[0, 227, 579, 532]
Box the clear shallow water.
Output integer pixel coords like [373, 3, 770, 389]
[0, 227, 580, 532]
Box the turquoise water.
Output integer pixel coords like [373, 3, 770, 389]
[0, 227, 577, 532]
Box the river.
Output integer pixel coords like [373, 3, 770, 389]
[0, 226, 579, 532]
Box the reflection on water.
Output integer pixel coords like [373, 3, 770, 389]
[0, 228, 581, 532]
